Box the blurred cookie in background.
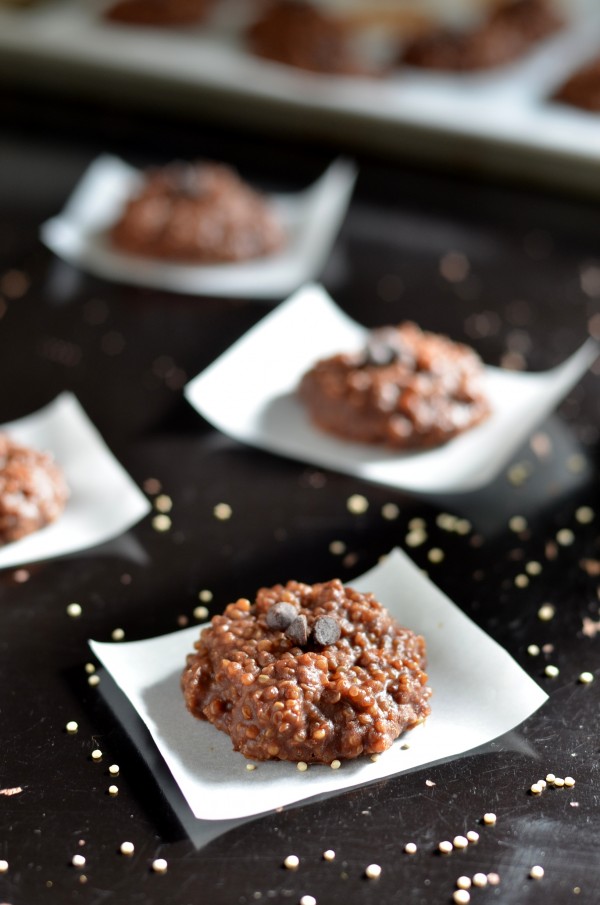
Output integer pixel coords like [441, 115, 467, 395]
[554, 57, 600, 112]
[402, 0, 564, 71]
[246, 0, 374, 75]
[104, 0, 212, 26]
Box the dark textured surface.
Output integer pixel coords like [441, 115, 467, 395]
[1, 88, 600, 905]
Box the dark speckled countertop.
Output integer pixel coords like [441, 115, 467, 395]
[0, 87, 599, 905]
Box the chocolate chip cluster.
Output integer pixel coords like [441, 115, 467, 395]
[266, 601, 341, 647]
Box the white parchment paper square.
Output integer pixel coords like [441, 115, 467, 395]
[91, 548, 547, 821]
[40, 155, 357, 299]
[0, 393, 151, 569]
[185, 284, 598, 493]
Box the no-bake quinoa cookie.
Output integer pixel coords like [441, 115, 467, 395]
[298, 322, 491, 450]
[182, 579, 431, 763]
[0, 435, 68, 544]
[402, 0, 562, 71]
[110, 161, 285, 263]
[554, 57, 600, 112]
[247, 0, 370, 76]
[104, 0, 211, 26]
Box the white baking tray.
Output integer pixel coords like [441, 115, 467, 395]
[1, 0, 600, 172]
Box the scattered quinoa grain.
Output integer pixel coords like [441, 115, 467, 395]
[428, 548, 444, 564]
[508, 462, 531, 486]
[297, 762, 308, 772]
[565, 776, 576, 787]
[347, 494, 368, 515]
[194, 605, 210, 621]
[330, 760, 341, 770]
[487, 873, 500, 886]
[120, 842, 135, 856]
[370, 754, 380, 762]
[515, 574, 529, 588]
[108, 785, 119, 796]
[530, 783, 543, 795]
[509, 516, 527, 533]
[556, 529, 575, 546]
[284, 855, 300, 870]
[526, 561, 542, 576]
[246, 763, 256, 772]
[85, 663, 96, 674]
[66, 721, 78, 734]
[198, 589, 213, 603]
[365, 863, 382, 879]
[108, 764, 119, 776]
[575, 506, 594, 524]
[440, 250, 470, 283]
[213, 503, 232, 520]
[152, 858, 168, 873]
[466, 831, 479, 843]
[111, 628, 125, 642]
[323, 850, 335, 861]
[439, 841, 453, 854]
[528, 645, 540, 656]
[67, 603, 82, 618]
[299, 897, 316, 905]
[152, 514, 171, 532]
[453, 836, 468, 849]
[404, 843, 417, 854]
[329, 540, 346, 555]
[381, 503, 400, 520]
[553, 777, 565, 788]
[538, 604, 555, 621]
[579, 671, 594, 684]
[71, 855, 86, 868]
[154, 494, 172, 513]
[530, 866, 544, 880]
[456, 519, 471, 535]
[545, 665, 559, 678]
[0, 860, 8, 873]
[546, 773, 556, 783]
[472, 873, 487, 887]
[457, 877, 471, 890]
[453, 891, 470, 905]
[88, 674, 100, 687]
[483, 813, 496, 825]
[406, 529, 427, 547]
[91, 749, 102, 762]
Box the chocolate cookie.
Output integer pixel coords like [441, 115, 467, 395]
[554, 58, 600, 112]
[0, 435, 69, 544]
[298, 322, 491, 450]
[247, 0, 370, 76]
[104, 0, 210, 26]
[182, 580, 431, 762]
[110, 161, 285, 263]
[402, 0, 562, 71]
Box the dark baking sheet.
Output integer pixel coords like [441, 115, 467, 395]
[1, 88, 599, 905]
